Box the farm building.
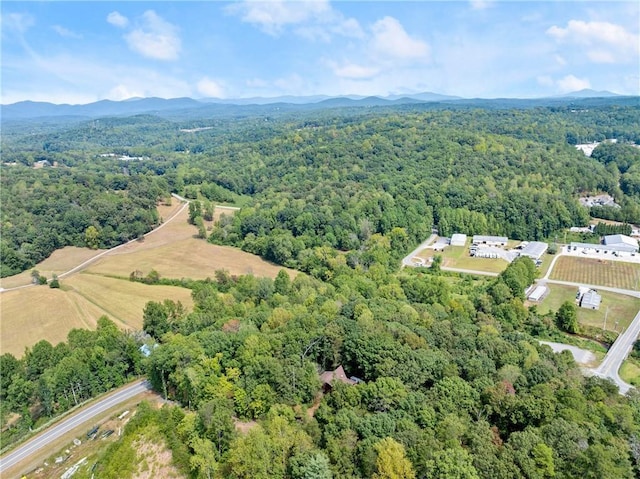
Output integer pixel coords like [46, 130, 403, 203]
[569, 242, 636, 255]
[527, 285, 547, 302]
[603, 234, 639, 253]
[579, 290, 601, 310]
[450, 234, 467, 247]
[472, 235, 508, 247]
[519, 241, 548, 260]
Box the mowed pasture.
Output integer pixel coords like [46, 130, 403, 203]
[0, 246, 106, 290]
[0, 274, 194, 357]
[536, 284, 640, 333]
[0, 201, 293, 356]
[86, 204, 293, 280]
[417, 244, 508, 274]
[550, 256, 640, 290]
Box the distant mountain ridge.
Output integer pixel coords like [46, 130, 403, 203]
[1, 90, 634, 120]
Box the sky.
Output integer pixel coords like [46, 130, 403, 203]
[1, 1, 638, 104]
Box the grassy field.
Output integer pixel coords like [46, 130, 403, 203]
[620, 359, 640, 387]
[536, 284, 640, 332]
[0, 246, 106, 290]
[0, 275, 194, 357]
[0, 201, 294, 356]
[87, 204, 292, 280]
[417, 244, 509, 274]
[550, 256, 640, 290]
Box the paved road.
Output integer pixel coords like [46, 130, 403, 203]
[0, 380, 151, 474]
[593, 309, 640, 394]
[539, 251, 639, 394]
[0, 196, 189, 294]
[539, 341, 596, 365]
[440, 267, 499, 277]
[401, 234, 437, 267]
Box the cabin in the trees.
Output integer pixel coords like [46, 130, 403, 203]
[319, 366, 357, 392]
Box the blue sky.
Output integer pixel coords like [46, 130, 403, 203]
[1, 1, 638, 104]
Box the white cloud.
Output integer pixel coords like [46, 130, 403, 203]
[197, 77, 225, 98]
[52, 25, 82, 39]
[470, 0, 493, 10]
[2, 12, 34, 33]
[107, 11, 129, 29]
[108, 84, 144, 101]
[123, 11, 181, 61]
[547, 20, 639, 63]
[228, 0, 331, 36]
[557, 74, 591, 93]
[553, 54, 566, 66]
[370, 17, 429, 61]
[227, 0, 363, 41]
[332, 61, 379, 79]
[536, 74, 591, 94]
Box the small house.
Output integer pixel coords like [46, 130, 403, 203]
[319, 366, 357, 392]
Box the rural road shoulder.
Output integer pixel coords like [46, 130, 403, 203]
[0, 380, 151, 474]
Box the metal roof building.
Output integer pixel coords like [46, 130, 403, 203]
[472, 235, 508, 246]
[450, 234, 467, 247]
[569, 242, 637, 254]
[580, 290, 601, 310]
[519, 241, 548, 260]
[603, 234, 639, 253]
[527, 285, 547, 302]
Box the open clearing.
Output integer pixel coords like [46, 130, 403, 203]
[416, 244, 508, 274]
[1, 201, 292, 356]
[550, 256, 640, 290]
[0, 275, 194, 357]
[620, 359, 640, 387]
[536, 284, 640, 333]
[0, 247, 106, 290]
[86, 204, 292, 280]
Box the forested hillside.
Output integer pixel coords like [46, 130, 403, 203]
[2, 104, 639, 277]
[2, 102, 640, 477]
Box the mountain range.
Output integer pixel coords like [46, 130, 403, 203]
[1, 89, 632, 121]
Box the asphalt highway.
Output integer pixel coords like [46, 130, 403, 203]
[0, 380, 151, 474]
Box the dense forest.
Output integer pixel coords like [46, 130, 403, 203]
[3, 261, 640, 478]
[2, 104, 640, 277]
[2, 102, 640, 477]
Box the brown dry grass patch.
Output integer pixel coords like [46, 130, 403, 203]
[132, 436, 182, 479]
[0, 287, 105, 356]
[63, 274, 194, 329]
[550, 256, 640, 290]
[0, 276, 193, 357]
[87, 205, 293, 280]
[0, 247, 106, 290]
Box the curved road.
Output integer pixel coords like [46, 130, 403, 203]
[0, 194, 189, 294]
[0, 380, 151, 474]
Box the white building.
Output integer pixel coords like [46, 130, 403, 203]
[472, 235, 508, 247]
[519, 242, 548, 260]
[579, 290, 601, 310]
[527, 285, 547, 302]
[602, 234, 639, 253]
[450, 234, 467, 247]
